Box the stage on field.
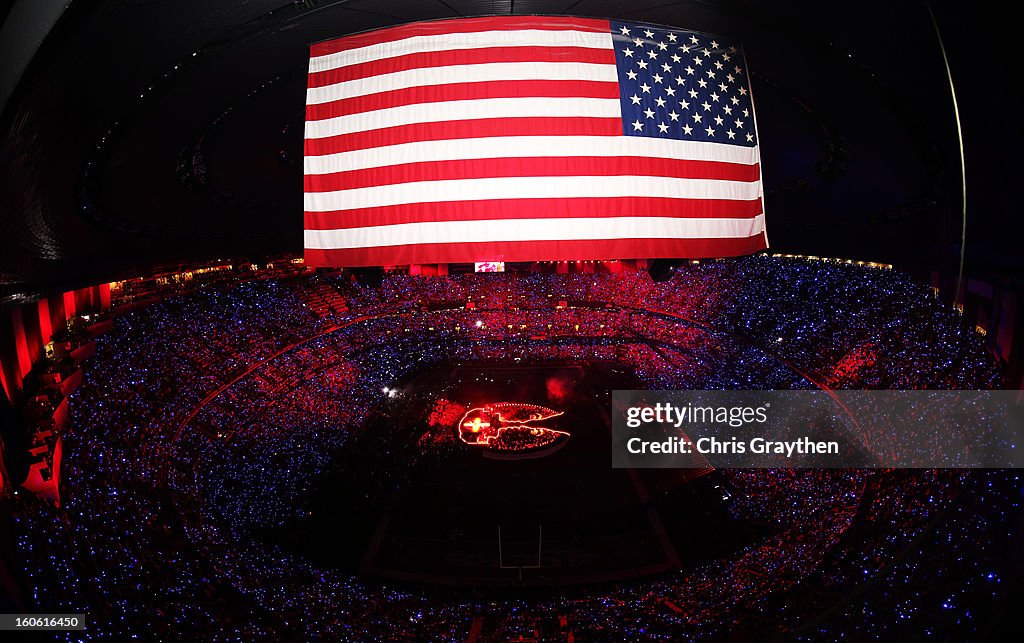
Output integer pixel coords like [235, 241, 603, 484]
[264, 363, 758, 588]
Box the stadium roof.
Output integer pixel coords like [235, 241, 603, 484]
[1, 0, 1021, 294]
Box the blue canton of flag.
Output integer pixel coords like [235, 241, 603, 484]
[611, 21, 757, 147]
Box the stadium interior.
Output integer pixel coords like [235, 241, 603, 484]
[1, 1, 1023, 641]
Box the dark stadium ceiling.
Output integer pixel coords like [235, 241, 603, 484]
[0, 0, 1021, 295]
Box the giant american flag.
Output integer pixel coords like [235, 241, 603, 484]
[303, 16, 766, 267]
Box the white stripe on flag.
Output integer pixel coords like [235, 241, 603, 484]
[304, 136, 761, 174]
[304, 96, 621, 139]
[305, 214, 767, 248]
[309, 29, 613, 73]
[303, 175, 762, 212]
[306, 61, 618, 105]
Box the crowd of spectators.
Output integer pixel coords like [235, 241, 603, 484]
[7, 255, 1018, 641]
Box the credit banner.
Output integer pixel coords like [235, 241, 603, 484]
[611, 390, 1024, 468]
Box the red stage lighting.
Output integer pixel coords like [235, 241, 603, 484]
[457, 402, 569, 453]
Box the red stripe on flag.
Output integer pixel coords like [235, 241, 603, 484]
[305, 79, 619, 121]
[304, 235, 768, 267]
[303, 117, 622, 156]
[310, 17, 611, 58]
[304, 197, 764, 229]
[305, 157, 761, 192]
[307, 46, 615, 88]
